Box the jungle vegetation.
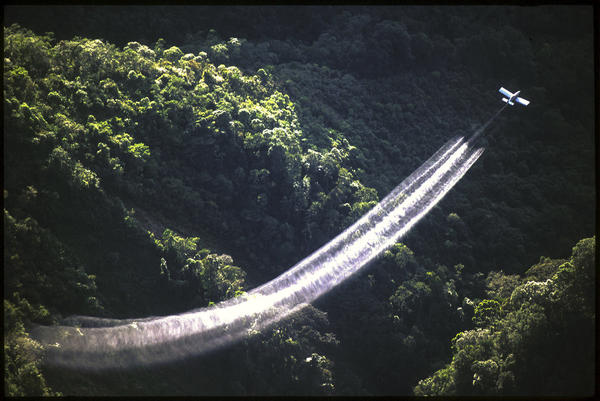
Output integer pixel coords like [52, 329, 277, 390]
[3, 5, 595, 396]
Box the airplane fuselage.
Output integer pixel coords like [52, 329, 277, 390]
[509, 90, 521, 103]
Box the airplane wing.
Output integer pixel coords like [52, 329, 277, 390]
[499, 87, 513, 97]
[515, 97, 530, 106]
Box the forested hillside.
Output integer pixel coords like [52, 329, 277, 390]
[4, 5, 595, 396]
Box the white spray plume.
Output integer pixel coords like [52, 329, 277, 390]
[32, 131, 488, 370]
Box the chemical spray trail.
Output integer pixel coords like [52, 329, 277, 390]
[468, 105, 507, 143]
[32, 135, 486, 370]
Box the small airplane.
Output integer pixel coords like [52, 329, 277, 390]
[499, 87, 530, 106]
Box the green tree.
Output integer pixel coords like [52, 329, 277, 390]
[415, 237, 595, 396]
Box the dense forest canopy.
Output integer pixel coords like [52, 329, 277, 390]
[3, 5, 595, 396]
